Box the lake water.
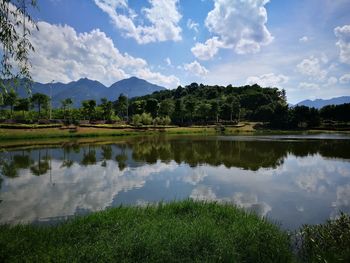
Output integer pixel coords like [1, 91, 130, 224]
[1, 134, 350, 229]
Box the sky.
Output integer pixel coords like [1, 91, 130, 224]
[26, 0, 350, 104]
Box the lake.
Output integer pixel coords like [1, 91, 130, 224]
[1, 134, 350, 229]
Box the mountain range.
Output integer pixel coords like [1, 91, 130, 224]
[12, 77, 165, 108]
[295, 96, 350, 109]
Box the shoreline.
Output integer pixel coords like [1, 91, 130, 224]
[1, 123, 349, 142]
[0, 200, 293, 262]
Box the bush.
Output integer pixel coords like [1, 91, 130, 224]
[140, 113, 152, 125]
[297, 212, 350, 262]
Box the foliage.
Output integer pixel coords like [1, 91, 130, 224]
[0, 200, 293, 262]
[114, 94, 128, 120]
[0, 0, 38, 103]
[297, 212, 350, 262]
[31, 92, 49, 117]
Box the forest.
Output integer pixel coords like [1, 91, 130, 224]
[1, 82, 350, 129]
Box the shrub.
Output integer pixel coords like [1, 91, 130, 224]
[297, 212, 350, 262]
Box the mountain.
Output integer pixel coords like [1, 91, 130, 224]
[108, 77, 166, 99]
[4, 77, 166, 108]
[295, 96, 350, 109]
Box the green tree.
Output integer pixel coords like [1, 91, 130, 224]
[31, 93, 49, 118]
[82, 100, 96, 121]
[197, 103, 211, 123]
[145, 98, 159, 118]
[226, 96, 240, 122]
[159, 99, 174, 117]
[130, 100, 145, 115]
[114, 94, 128, 120]
[0, 0, 38, 104]
[3, 88, 18, 117]
[210, 101, 219, 123]
[173, 99, 185, 123]
[61, 98, 73, 120]
[100, 98, 113, 121]
[185, 99, 196, 123]
[14, 97, 30, 117]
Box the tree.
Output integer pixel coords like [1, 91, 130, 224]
[31, 93, 49, 118]
[61, 98, 73, 120]
[100, 98, 113, 121]
[210, 101, 219, 123]
[3, 88, 18, 117]
[114, 94, 128, 120]
[173, 99, 185, 123]
[82, 100, 96, 121]
[185, 98, 196, 123]
[0, 0, 39, 103]
[145, 98, 159, 118]
[14, 97, 30, 117]
[130, 100, 145, 115]
[159, 99, 174, 117]
[226, 95, 240, 122]
[197, 103, 211, 123]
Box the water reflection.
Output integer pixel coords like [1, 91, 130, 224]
[0, 135, 349, 229]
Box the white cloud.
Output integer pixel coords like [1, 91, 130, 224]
[94, 0, 182, 44]
[193, 0, 273, 58]
[296, 56, 328, 80]
[29, 21, 179, 88]
[0, 159, 177, 224]
[191, 37, 225, 60]
[165, 57, 172, 66]
[299, 36, 309, 43]
[187, 18, 199, 33]
[246, 73, 289, 87]
[339, 73, 350, 84]
[326, 76, 338, 85]
[334, 25, 350, 64]
[190, 185, 217, 201]
[298, 82, 319, 90]
[183, 60, 209, 76]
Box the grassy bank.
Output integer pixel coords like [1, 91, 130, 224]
[1, 122, 349, 142]
[0, 200, 293, 262]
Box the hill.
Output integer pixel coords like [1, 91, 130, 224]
[295, 96, 350, 109]
[5, 77, 166, 107]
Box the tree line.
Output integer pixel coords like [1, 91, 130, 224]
[1, 83, 349, 128]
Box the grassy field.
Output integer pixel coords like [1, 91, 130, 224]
[0, 200, 293, 262]
[0, 125, 243, 141]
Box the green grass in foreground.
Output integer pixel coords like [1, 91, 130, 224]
[0, 200, 293, 262]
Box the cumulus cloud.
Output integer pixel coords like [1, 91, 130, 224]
[184, 60, 209, 76]
[298, 82, 319, 90]
[246, 73, 289, 87]
[94, 0, 182, 44]
[29, 21, 179, 88]
[326, 76, 338, 85]
[192, 0, 273, 59]
[0, 159, 177, 224]
[191, 37, 226, 60]
[339, 73, 350, 84]
[296, 56, 328, 80]
[190, 185, 217, 201]
[299, 36, 309, 43]
[334, 25, 350, 64]
[187, 18, 199, 33]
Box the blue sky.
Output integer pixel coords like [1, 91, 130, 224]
[27, 0, 350, 103]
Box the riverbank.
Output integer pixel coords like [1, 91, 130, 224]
[0, 123, 252, 141]
[0, 200, 293, 262]
[1, 122, 349, 141]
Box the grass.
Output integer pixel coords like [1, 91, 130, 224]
[0, 126, 219, 141]
[0, 200, 293, 262]
[296, 212, 350, 263]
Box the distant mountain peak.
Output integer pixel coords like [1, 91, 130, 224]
[295, 96, 350, 109]
[13, 76, 165, 108]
